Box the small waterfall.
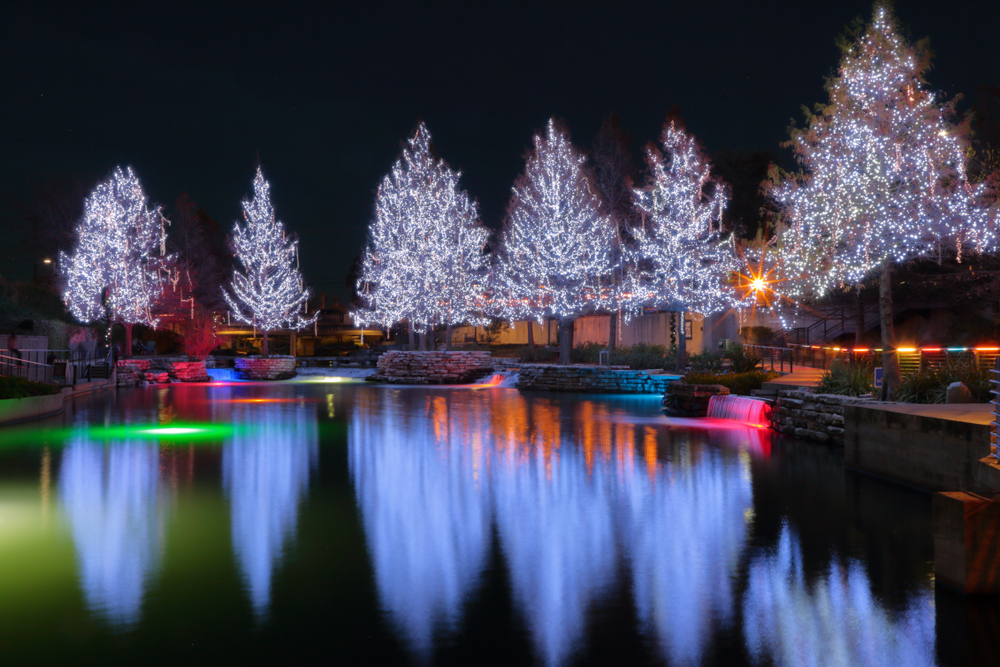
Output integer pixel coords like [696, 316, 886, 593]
[207, 368, 239, 382]
[706, 395, 772, 426]
[474, 370, 520, 388]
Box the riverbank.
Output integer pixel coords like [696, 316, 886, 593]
[0, 377, 116, 425]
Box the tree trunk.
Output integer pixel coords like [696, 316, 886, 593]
[608, 311, 618, 351]
[855, 290, 865, 348]
[445, 324, 452, 352]
[526, 320, 535, 350]
[408, 320, 415, 350]
[124, 323, 133, 359]
[676, 311, 687, 372]
[879, 260, 901, 400]
[559, 319, 574, 366]
[262, 331, 269, 356]
[419, 332, 428, 351]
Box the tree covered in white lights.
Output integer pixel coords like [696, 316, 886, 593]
[224, 168, 316, 356]
[628, 121, 733, 369]
[494, 119, 618, 365]
[353, 123, 490, 350]
[60, 166, 170, 357]
[769, 4, 996, 398]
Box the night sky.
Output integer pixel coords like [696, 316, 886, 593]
[2, 0, 998, 305]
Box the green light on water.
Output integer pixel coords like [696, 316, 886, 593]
[78, 423, 239, 442]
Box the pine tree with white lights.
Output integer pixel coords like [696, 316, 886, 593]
[224, 168, 316, 356]
[628, 121, 733, 369]
[354, 123, 491, 350]
[60, 166, 170, 357]
[494, 118, 618, 365]
[769, 4, 996, 398]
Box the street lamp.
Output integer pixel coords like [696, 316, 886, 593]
[34, 258, 53, 283]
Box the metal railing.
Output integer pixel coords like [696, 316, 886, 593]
[990, 357, 999, 460]
[752, 344, 1000, 375]
[0, 348, 112, 386]
[746, 345, 795, 373]
[0, 351, 53, 384]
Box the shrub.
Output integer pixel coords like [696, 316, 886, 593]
[725, 343, 762, 373]
[739, 326, 776, 345]
[895, 368, 946, 404]
[895, 358, 991, 403]
[517, 346, 559, 363]
[612, 343, 670, 370]
[939, 358, 990, 402]
[683, 370, 780, 396]
[0, 376, 61, 400]
[688, 349, 725, 372]
[571, 342, 604, 364]
[816, 361, 875, 397]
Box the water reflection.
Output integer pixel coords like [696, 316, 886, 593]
[58, 440, 165, 627]
[620, 444, 752, 666]
[492, 439, 617, 667]
[350, 395, 493, 658]
[743, 523, 935, 667]
[223, 403, 319, 618]
[350, 391, 757, 666]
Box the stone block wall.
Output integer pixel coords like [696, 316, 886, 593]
[116, 359, 212, 385]
[774, 390, 872, 445]
[235, 356, 297, 380]
[369, 351, 494, 384]
[170, 361, 210, 382]
[116, 359, 151, 386]
[661, 383, 730, 416]
[511, 365, 675, 394]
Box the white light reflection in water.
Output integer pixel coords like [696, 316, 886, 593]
[492, 438, 617, 667]
[619, 441, 752, 666]
[58, 440, 165, 628]
[349, 395, 493, 659]
[223, 403, 318, 618]
[742, 523, 935, 667]
[350, 391, 933, 667]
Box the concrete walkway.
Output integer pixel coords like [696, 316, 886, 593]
[859, 402, 992, 426]
[761, 367, 826, 390]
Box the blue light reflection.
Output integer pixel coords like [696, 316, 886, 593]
[58, 440, 165, 628]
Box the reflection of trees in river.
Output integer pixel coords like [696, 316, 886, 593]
[349, 392, 751, 666]
[742, 523, 934, 667]
[492, 440, 617, 667]
[223, 404, 318, 618]
[349, 394, 493, 659]
[349, 390, 935, 667]
[58, 440, 165, 627]
[619, 443, 752, 666]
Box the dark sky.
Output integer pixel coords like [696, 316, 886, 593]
[2, 0, 998, 304]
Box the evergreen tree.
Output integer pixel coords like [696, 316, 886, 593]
[60, 166, 171, 356]
[224, 168, 316, 355]
[494, 119, 618, 364]
[769, 4, 996, 398]
[628, 121, 734, 369]
[353, 123, 490, 350]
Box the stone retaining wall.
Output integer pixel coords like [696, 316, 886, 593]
[369, 351, 494, 384]
[512, 365, 675, 394]
[235, 356, 297, 381]
[170, 361, 210, 382]
[774, 390, 872, 445]
[661, 383, 730, 416]
[116, 359, 211, 385]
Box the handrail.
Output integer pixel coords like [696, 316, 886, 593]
[0, 353, 52, 368]
[990, 358, 999, 460]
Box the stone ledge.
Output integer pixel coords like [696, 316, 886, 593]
[369, 351, 494, 384]
[775, 391, 872, 446]
[235, 356, 297, 381]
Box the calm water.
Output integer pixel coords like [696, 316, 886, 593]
[0, 382, 993, 666]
